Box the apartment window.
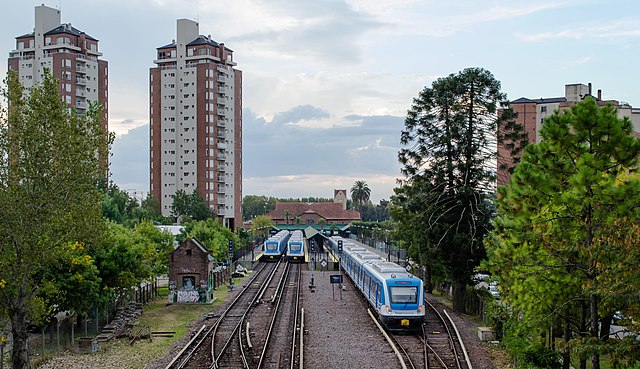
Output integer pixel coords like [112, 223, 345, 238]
[541, 106, 547, 113]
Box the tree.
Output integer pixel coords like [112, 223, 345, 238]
[171, 189, 211, 223]
[485, 98, 640, 368]
[0, 71, 109, 368]
[179, 219, 241, 261]
[318, 218, 327, 233]
[397, 67, 521, 312]
[283, 210, 292, 225]
[100, 182, 139, 225]
[242, 195, 276, 220]
[250, 215, 274, 243]
[350, 180, 371, 208]
[293, 216, 301, 229]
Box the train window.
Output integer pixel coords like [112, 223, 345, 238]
[389, 286, 418, 304]
[265, 242, 278, 251]
[289, 243, 301, 252]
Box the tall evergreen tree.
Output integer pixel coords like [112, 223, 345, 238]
[397, 67, 521, 312]
[0, 71, 109, 368]
[485, 97, 640, 368]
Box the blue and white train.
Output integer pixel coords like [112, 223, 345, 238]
[328, 236, 425, 331]
[262, 230, 291, 261]
[286, 230, 305, 262]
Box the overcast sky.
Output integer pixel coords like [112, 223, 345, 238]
[2, 0, 639, 202]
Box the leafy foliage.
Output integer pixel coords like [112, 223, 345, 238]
[171, 189, 211, 222]
[0, 70, 110, 368]
[396, 68, 518, 311]
[485, 97, 640, 368]
[350, 180, 371, 207]
[178, 219, 241, 261]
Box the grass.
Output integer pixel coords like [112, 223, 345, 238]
[33, 275, 252, 368]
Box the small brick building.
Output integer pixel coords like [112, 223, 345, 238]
[168, 238, 215, 303]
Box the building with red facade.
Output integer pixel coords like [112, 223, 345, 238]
[150, 19, 242, 228]
[8, 5, 108, 149]
[498, 83, 640, 186]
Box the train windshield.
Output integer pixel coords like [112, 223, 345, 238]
[389, 286, 418, 304]
[289, 243, 301, 252]
[265, 242, 278, 251]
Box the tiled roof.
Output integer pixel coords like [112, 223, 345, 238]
[267, 202, 361, 222]
[187, 35, 219, 47]
[16, 32, 34, 39]
[44, 24, 97, 41]
[157, 42, 177, 49]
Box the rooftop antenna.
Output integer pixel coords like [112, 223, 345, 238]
[195, 3, 199, 22]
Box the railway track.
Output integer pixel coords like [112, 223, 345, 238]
[256, 262, 302, 369]
[163, 261, 281, 369]
[422, 299, 471, 369]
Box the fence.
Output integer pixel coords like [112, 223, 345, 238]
[1, 280, 162, 368]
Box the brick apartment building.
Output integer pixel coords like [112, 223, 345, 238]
[8, 5, 108, 135]
[498, 83, 640, 186]
[150, 19, 242, 229]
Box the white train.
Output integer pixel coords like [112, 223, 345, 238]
[327, 236, 425, 331]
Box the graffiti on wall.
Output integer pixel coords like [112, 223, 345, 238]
[177, 290, 200, 303]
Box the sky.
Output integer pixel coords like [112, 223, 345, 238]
[2, 0, 639, 203]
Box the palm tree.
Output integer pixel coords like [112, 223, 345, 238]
[283, 210, 291, 225]
[350, 180, 371, 208]
[293, 216, 301, 230]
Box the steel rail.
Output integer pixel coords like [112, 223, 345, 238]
[210, 259, 283, 369]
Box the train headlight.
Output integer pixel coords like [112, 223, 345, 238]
[386, 305, 392, 313]
[417, 306, 423, 313]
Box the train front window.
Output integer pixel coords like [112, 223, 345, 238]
[389, 286, 418, 304]
[290, 244, 301, 252]
[266, 243, 277, 251]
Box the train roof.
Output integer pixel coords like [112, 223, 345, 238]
[353, 251, 384, 262]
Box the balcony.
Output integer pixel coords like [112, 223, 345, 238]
[217, 133, 226, 139]
[76, 89, 86, 97]
[217, 208, 226, 216]
[76, 77, 87, 85]
[217, 176, 225, 183]
[76, 101, 87, 110]
[76, 54, 97, 62]
[216, 119, 226, 128]
[217, 142, 227, 150]
[217, 196, 226, 204]
[76, 65, 87, 73]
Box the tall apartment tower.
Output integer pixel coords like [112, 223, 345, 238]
[498, 83, 640, 186]
[150, 19, 242, 229]
[7, 5, 108, 131]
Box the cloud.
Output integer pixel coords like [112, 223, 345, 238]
[196, 0, 384, 64]
[517, 17, 640, 42]
[271, 105, 330, 125]
[243, 173, 399, 202]
[244, 107, 404, 179]
[109, 124, 148, 192]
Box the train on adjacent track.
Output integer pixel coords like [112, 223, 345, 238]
[327, 236, 425, 331]
[262, 230, 291, 261]
[286, 230, 305, 262]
